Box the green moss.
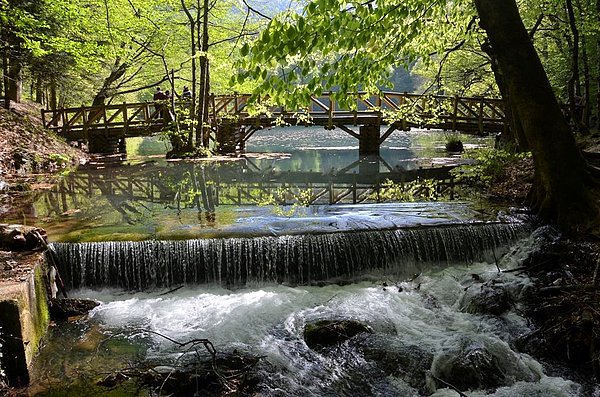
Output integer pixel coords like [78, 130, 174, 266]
[32, 264, 50, 351]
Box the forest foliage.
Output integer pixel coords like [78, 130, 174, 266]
[2, 0, 599, 127]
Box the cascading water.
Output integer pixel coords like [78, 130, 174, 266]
[50, 222, 529, 290]
[30, 228, 594, 396]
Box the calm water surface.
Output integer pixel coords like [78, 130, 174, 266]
[5, 127, 494, 242]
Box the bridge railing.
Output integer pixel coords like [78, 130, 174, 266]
[41, 92, 506, 139]
[212, 92, 505, 133]
[41, 102, 169, 137]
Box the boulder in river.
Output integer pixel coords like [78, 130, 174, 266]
[303, 319, 373, 351]
[430, 335, 542, 392]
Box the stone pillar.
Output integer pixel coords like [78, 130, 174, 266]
[359, 124, 380, 156]
[216, 121, 240, 154]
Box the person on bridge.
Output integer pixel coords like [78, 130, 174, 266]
[182, 86, 192, 99]
[153, 87, 167, 119]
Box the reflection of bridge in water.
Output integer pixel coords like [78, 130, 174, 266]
[38, 157, 458, 224]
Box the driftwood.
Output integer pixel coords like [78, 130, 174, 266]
[0, 224, 47, 251]
[96, 331, 261, 396]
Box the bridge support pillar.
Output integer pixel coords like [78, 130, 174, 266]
[358, 155, 381, 175]
[359, 125, 380, 156]
[216, 122, 241, 154]
[88, 132, 125, 155]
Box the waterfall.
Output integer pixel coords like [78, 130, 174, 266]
[50, 223, 529, 290]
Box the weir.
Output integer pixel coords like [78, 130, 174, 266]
[50, 222, 528, 291]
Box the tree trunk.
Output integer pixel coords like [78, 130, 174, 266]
[2, 50, 9, 109]
[473, 0, 599, 233]
[7, 55, 22, 103]
[483, 43, 528, 151]
[34, 75, 43, 104]
[181, 0, 197, 149]
[196, 0, 211, 148]
[581, 34, 590, 129]
[93, 58, 127, 106]
[596, 0, 600, 127]
[576, 0, 590, 130]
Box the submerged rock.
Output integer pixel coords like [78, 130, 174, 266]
[430, 335, 541, 392]
[98, 352, 261, 396]
[351, 333, 434, 394]
[303, 319, 373, 351]
[459, 283, 511, 315]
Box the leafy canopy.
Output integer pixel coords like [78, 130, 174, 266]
[235, 0, 476, 108]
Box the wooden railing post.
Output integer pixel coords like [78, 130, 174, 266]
[82, 106, 88, 135]
[400, 93, 408, 131]
[122, 102, 128, 132]
[376, 94, 382, 125]
[478, 98, 484, 134]
[328, 91, 334, 128]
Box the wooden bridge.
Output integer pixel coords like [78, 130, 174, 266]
[41, 92, 506, 155]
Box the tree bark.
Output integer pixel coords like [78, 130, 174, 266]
[2, 50, 9, 109]
[197, 0, 211, 148]
[93, 58, 127, 106]
[473, 0, 599, 233]
[596, 0, 600, 127]
[576, 0, 590, 130]
[566, 0, 580, 110]
[181, 0, 197, 149]
[482, 42, 528, 151]
[7, 55, 22, 103]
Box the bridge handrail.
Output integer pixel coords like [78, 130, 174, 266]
[41, 92, 507, 135]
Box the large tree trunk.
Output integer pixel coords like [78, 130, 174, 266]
[483, 44, 528, 151]
[596, 0, 600, 127]
[181, 0, 197, 150]
[92, 58, 127, 106]
[473, 0, 599, 233]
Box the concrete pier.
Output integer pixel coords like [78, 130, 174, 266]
[216, 121, 241, 154]
[0, 254, 50, 387]
[358, 125, 380, 155]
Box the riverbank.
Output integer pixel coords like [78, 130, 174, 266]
[0, 101, 87, 220]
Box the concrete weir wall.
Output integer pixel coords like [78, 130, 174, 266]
[0, 253, 50, 387]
